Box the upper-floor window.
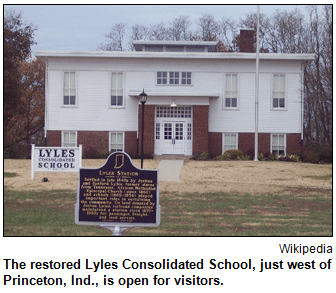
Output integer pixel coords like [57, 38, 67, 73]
[273, 74, 286, 109]
[157, 72, 167, 84]
[111, 72, 123, 107]
[63, 72, 76, 106]
[62, 131, 77, 147]
[157, 71, 192, 85]
[181, 72, 192, 85]
[225, 74, 238, 108]
[169, 72, 179, 84]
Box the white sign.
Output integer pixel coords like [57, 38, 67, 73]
[31, 144, 82, 180]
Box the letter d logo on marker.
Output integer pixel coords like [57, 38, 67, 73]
[114, 154, 124, 169]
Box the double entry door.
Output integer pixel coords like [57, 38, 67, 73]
[162, 122, 185, 155]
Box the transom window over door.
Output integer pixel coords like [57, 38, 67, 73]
[225, 74, 238, 108]
[63, 72, 76, 106]
[111, 72, 123, 106]
[156, 106, 192, 118]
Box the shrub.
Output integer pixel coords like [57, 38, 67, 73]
[278, 156, 297, 162]
[222, 149, 245, 160]
[311, 143, 332, 163]
[192, 152, 211, 160]
[295, 147, 319, 164]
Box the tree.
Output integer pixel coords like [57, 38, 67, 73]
[197, 14, 220, 41]
[169, 15, 192, 41]
[4, 9, 36, 128]
[98, 22, 127, 51]
[4, 59, 45, 158]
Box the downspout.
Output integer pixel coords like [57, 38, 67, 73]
[300, 61, 307, 147]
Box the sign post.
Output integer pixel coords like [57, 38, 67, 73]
[75, 152, 160, 236]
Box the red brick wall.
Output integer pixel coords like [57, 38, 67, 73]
[47, 130, 138, 157]
[193, 105, 209, 155]
[208, 132, 222, 156]
[47, 131, 62, 147]
[125, 131, 138, 156]
[78, 131, 109, 156]
[138, 104, 155, 155]
[286, 133, 301, 155]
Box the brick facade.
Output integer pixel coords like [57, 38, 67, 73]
[47, 130, 138, 158]
[208, 132, 302, 157]
[193, 105, 209, 155]
[138, 104, 155, 156]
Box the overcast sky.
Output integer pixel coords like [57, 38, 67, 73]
[5, 4, 307, 54]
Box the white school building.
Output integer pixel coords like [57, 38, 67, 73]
[36, 30, 315, 158]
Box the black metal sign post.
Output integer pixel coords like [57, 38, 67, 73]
[75, 152, 160, 236]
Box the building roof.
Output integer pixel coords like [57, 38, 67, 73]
[35, 50, 315, 62]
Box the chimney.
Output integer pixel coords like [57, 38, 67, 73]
[239, 28, 255, 53]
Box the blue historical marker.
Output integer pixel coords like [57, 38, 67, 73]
[75, 152, 160, 235]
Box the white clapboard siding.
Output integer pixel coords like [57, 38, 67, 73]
[46, 56, 303, 134]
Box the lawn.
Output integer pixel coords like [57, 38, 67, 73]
[4, 189, 332, 236]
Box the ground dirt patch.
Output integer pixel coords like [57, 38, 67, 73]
[4, 159, 332, 195]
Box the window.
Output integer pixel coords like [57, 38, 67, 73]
[63, 72, 76, 106]
[111, 72, 123, 106]
[271, 134, 286, 156]
[273, 74, 286, 108]
[187, 123, 192, 140]
[225, 74, 238, 108]
[157, 72, 167, 84]
[156, 106, 192, 118]
[62, 131, 77, 147]
[155, 123, 160, 140]
[110, 132, 124, 152]
[223, 133, 238, 153]
[182, 72, 192, 85]
[156, 71, 192, 85]
[169, 72, 180, 84]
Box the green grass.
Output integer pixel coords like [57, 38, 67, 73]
[4, 189, 332, 236]
[4, 172, 18, 178]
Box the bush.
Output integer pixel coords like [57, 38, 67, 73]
[311, 144, 332, 163]
[192, 152, 211, 160]
[295, 147, 319, 164]
[222, 149, 245, 160]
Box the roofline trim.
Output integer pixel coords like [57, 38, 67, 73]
[35, 51, 315, 61]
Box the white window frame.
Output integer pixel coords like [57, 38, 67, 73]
[181, 72, 192, 85]
[156, 71, 192, 86]
[109, 132, 125, 152]
[222, 133, 238, 153]
[62, 71, 77, 107]
[271, 134, 286, 156]
[62, 131, 77, 147]
[110, 72, 125, 108]
[223, 73, 239, 110]
[272, 73, 287, 110]
[157, 71, 168, 85]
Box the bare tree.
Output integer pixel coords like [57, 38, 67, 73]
[98, 22, 127, 51]
[169, 15, 192, 41]
[197, 14, 220, 41]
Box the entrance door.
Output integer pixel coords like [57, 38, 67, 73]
[162, 122, 185, 155]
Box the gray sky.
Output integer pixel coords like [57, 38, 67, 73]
[4, 4, 305, 54]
